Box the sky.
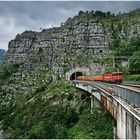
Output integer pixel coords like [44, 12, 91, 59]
[0, 1, 140, 50]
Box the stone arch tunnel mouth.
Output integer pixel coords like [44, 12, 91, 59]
[70, 71, 83, 81]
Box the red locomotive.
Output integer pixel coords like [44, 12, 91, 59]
[76, 72, 123, 84]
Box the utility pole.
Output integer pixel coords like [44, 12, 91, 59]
[112, 57, 115, 71]
[75, 72, 76, 80]
[128, 58, 130, 69]
[90, 96, 94, 114]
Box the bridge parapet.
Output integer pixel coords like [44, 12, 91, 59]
[74, 81, 140, 139]
[78, 81, 140, 108]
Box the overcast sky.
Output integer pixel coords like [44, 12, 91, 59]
[0, 1, 140, 50]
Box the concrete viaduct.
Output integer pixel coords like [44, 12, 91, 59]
[66, 68, 140, 139]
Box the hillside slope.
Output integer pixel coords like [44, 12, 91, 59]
[0, 65, 115, 139]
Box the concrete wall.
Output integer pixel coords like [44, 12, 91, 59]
[117, 104, 140, 139]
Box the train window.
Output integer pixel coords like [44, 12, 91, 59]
[113, 73, 122, 76]
[112, 73, 117, 76]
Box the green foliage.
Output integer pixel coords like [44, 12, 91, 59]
[114, 38, 140, 56]
[35, 85, 47, 93]
[68, 109, 115, 139]
[38, 47, 43, 54]
[0, 78, 115, 139]
[78, 10, 84, 16]
[27, 121, 56, 139]
[124, 74, 140, 82]
[0, 64, 19, 80]
[112, 38, 140, 74]
[95, 11, 106, 17]
[129, 51, 140, 74]
[0, 64, 19, 86]
[110, 22, 120, 48]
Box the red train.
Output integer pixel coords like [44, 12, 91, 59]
[76, 72, 123, 84]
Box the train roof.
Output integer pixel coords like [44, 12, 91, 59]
[112, 72, 123, 74]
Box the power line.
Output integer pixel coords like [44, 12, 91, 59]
[92, 56, 140, 59]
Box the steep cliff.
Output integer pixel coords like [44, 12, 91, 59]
[6, 11, 111, 66]
[5, 9, 140, 74]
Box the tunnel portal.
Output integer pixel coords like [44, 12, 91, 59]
[70, 71, 83, 81]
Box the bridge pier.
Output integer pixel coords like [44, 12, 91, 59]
[117, 103, 127, 138]
[117, 104, 140, 139]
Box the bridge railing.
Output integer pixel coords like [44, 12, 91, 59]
[75, 80, 140, 108]
[93, 81, 140, 108]
[113, 86, 140, 107]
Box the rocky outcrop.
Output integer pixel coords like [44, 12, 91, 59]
[6, 10, 140, 73]
[6, 15, 110, 66]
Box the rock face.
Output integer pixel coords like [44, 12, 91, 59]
[6, 10, 140, 73]
[6, 14, 110, 66]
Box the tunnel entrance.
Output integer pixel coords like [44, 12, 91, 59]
[70, 71, 83, 81]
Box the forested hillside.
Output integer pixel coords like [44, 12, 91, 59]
[0, 64, 115, 138]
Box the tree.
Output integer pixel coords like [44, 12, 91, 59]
[78, 10, 84, 16]
[107, 11, 111, 17]
[27, 121, 55, 139]
[95, 11, 106, 17]
[38, 47, 43, 54]
[129, 51, 140, 74]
